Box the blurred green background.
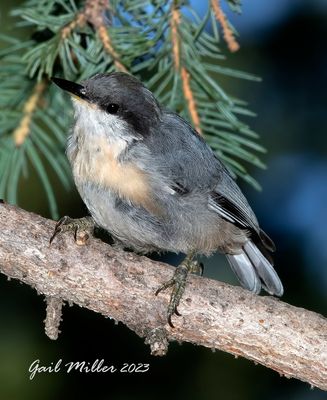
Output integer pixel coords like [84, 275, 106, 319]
[0, 1, 326, 399]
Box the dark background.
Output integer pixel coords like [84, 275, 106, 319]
[0, 1, 326, 399]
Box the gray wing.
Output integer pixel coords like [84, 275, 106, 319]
[208, 171, 259, 232]
[147, 111, 259, 230]
[145, 110, 274, 249]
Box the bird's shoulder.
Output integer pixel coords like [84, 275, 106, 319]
[145, 110, 225, 185]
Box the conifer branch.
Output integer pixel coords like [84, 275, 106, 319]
[84, 0, 128, 72]
[97, 25, 128, 72]
[60, 0, 127, 72]
[170, 3, 202, 134]
[211, 0, 240, 52]
[13, 81, 46, 147]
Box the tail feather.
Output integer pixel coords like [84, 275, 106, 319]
[226, 241, 283, 297]
[243, 241, 283, 296]
[226, 252, 261, 294]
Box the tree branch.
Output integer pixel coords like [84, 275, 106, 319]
[0, 203, 326, 390]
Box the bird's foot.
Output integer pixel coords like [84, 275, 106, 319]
[155, 253, 203, 328]
[50, 216, 95, 245]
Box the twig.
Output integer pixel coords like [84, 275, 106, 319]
[0, 203, 326, 390]
[170, 4, 202, 134]
[97, 25, 128, 72]
[181, 67, 202, 134]
[44, 296, 64, 340]
[60, 0, 127, 72]
[84, 0, 128, 72]
[61, 13, 86, 40]
[210, 0, 240, 52]
[13, 81, 46, 147]
[170, 4, 181, 71]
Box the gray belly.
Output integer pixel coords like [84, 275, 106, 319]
[76, 181, 172, 252]
[75, 181, 248, 255]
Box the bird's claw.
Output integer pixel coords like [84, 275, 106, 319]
[155, 257, 203, 328]
[190, 260, 204, 276]
[50, 216, 94, 245]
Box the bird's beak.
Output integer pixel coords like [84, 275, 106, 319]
[51, 77, 89, 101]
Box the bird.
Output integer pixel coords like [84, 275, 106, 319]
[51, 72, 283, 327]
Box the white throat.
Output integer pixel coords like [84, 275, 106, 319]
[66, 99, 138, 165]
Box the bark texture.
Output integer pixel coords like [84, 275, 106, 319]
[0, 203, 326, 390]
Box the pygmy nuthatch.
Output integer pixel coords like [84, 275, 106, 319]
[51, 72, 283, 327]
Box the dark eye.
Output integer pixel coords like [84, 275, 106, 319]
[106, 103, 119, 114]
